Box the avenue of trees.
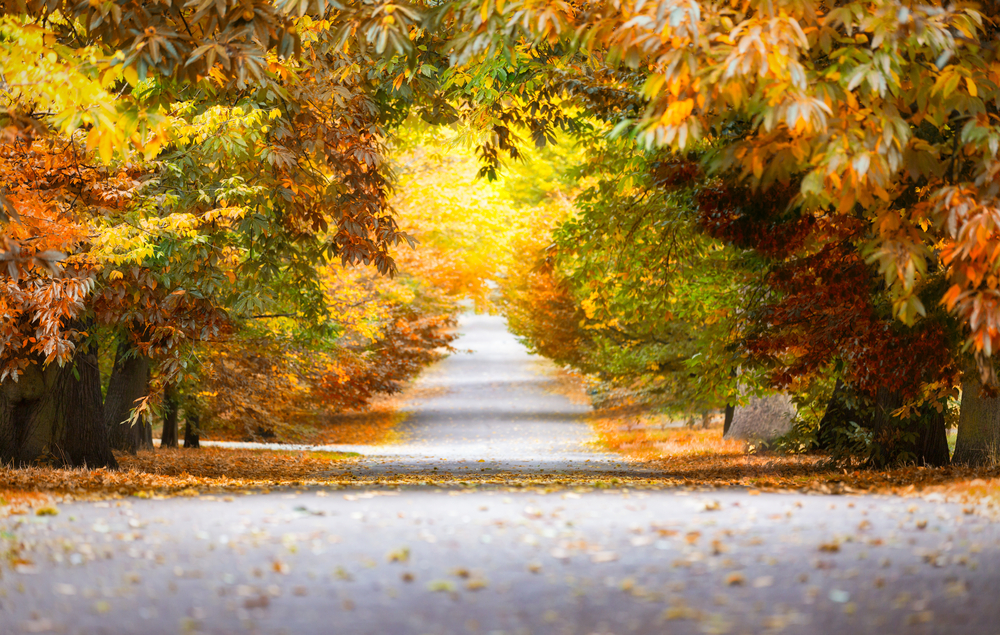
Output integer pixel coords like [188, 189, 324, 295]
[6, 0, 1000, 469]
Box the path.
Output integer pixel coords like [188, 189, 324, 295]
[204, 313, 629, 475]
[1, 315, 998, 634]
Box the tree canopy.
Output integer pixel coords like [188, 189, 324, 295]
[7, 0, 1000, 467]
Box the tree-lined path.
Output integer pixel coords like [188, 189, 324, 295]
[3, 318, 1000, 634]
[386, 312, 608, 468]
[11, 2, 1000, 633]
[208, 313, 627, 475]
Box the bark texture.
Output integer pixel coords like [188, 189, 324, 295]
[105, 344, 151, 454]
[914, 406, 950, 467]
[953, 364, 1000, 466]
[0, 346, 117, 468]
[724, 393, 796, 442]
[184, 407, 200, 449]
[160, 384, 179, 449]
[723, 404, 735, 436]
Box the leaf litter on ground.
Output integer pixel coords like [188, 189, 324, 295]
[4, 394, 1000, 515]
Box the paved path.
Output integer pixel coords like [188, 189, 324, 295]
[2, 314, 999, 634]
[2, 489, 996, 634]
[201, 313, 629, 476]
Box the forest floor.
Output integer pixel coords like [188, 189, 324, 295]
[4, 314, 1000, 634]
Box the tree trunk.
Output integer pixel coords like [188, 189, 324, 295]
[61, 341, 118, 468]
[913, 405, 950, 467]
[724, 393, 796, 442]
[723, 403, 735, 436]
[0, 345, 117, 468]
[866, 387, 949, 467]
[953, 362, 1000, 466]
[160, 384, 179, 449]
[105, 343, 151, 454]
[867, 388, 904, 468]
[183, 406, 200, 449]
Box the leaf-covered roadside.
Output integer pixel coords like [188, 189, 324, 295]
[5, 446, 1000, 520]
[200, 393, 407, 446]
[0, 447, 357, 512]
[589, 405, 1000, 508]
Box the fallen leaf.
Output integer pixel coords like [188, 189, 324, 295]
[426, 580, 455, 592]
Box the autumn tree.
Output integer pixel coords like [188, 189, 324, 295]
[0, 2, 421, 466]
[10, 0, 1000, 469]
[415, 0, 1000, 465]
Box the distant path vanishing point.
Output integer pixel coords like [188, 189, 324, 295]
[203, 312, 628, 475]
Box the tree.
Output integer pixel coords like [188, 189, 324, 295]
[160, 383, 179, 449]
[7, 0, 1000, 469]
[0, 3, 424, 465]
[104, 343, 152, 454]
[953, 359, 1000, 466]
[434, 0, 1000, 465]
[0, 138, 126, 467]
[544, 0, 1000, 460]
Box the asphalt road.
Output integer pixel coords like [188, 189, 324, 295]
[1, 314, 998, 634]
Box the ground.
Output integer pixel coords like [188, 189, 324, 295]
[2, 314, 1000, 634]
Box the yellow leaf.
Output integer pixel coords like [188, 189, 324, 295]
[123, 65, 138, 87]
[100, 67, 119, 88]
[85, 127, 101, 154]
[98, 131, 114, 164]
[967, 77, 978, 98]
[142, 138, 161, 161]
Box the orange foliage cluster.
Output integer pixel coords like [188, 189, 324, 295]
[503, 236, 590, 370]
[394, 242, 490, 306]
[0, 141, 134, 377]
[198, 309, 454, 443]
[315, 309, 456, 410]
[197, 338, 329, 442]
[202, 390, 405, 446]
[0, 139, 226, 383]
[751, 244, 957, 399]
[687, 171, 959, 401]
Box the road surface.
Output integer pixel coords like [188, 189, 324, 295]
[1, 314, 997, 634]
